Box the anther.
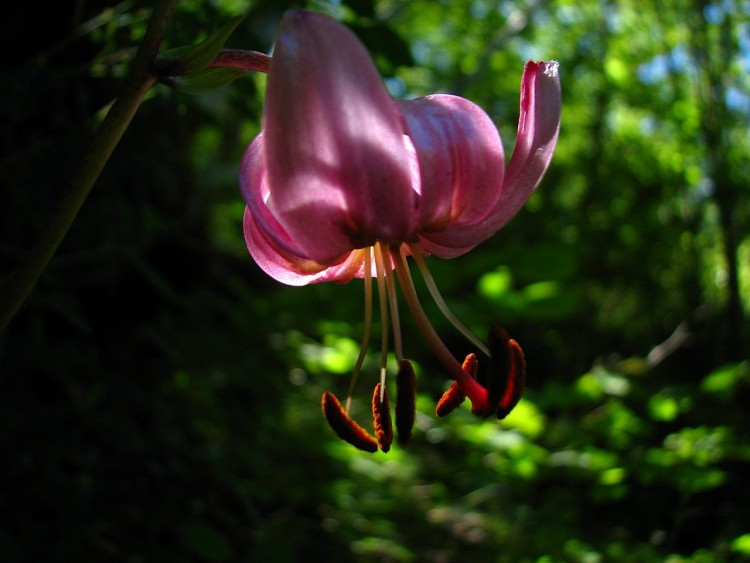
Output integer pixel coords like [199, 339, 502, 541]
[496, 338, 526, 419]
[395, 359, 416, 444]
[484, 326, 512, 405]
[321, 391, 378, 452]
[484, 326, 526, 418]
[436, 353, 476, 417]
[372, 383, 393, 452]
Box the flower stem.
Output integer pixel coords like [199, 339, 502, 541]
[209, 49, 271, 73]
[0, 0, 177, 334]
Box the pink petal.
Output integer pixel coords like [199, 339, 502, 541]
[416, 61, 561, 257]
[244, 208, 365, 285]
[241, 135, 364, 285]
[498, 61, 561, 225]
[262, 11, 417, 263]
[397, 95, 505, 233]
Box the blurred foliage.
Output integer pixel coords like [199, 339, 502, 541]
[1, 0, 749, 561]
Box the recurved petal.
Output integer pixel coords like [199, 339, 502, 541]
[243, 209, 365, 285]
[241, 135, 364, 285]
[397, 95, 505, 234]
[415, 61, 561, 258]
[497, 60, 561, 225]
[262, 11, 417, 262]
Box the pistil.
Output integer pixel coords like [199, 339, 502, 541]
[390, 245, 494, 416]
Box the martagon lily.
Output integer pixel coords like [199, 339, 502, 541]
[239, 10, 561, 451]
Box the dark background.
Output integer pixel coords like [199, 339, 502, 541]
[1, 0, 748, 561]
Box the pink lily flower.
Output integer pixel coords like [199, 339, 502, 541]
[240, 10, 560, 447]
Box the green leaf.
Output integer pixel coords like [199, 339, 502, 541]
[732, 534, 750, 556]
[177, 15, 244, 74]
[701, 361, 749, 399]
[159, 16, 244, 76]
[172, 67, 247, 95]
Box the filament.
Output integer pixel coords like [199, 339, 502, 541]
[346, 249, 373, 412]
[390, 246, 489, 407]
[384, 250, 404, 362]
[409, 245, 489, 357]
[373, 242, 390, 403]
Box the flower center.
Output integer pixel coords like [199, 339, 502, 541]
[323, 240, 527, 451]
[345, 241, 494, 416]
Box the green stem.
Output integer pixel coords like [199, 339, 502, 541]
[0, 0, 177, 334]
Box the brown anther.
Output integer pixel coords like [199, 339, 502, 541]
[395, 359, 416, 445]
[321, 391, 378, 452]
[436, 382, 464, 417]
[462, 352, 479, 378]
[485, 326, 512, 404]
[496, 339, 526, 419]
[372, 383, 393, 452]
[435, 353, 477, 417]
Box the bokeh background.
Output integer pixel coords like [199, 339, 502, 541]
[1, 0, 749, 561]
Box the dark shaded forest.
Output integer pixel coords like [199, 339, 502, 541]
[1, 0, 748, 561]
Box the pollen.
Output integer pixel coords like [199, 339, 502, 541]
[496, 338, 526, 419]
[372, 383, 393, 452]
[395, 359, 416, 444]
[436, 353, 476, 417]
[321, 391, 379, 452]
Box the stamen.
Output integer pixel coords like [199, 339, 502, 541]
[481, 327, 526, 419]
[436, 382, 463, 417]
[484, 326, 512, 403]
[409, 246, 490, 357]
[496, 338, 526, 419]
[395, 359, 416, 445]
[345, 249, 373, 413]
[436, 353, 476, 417]
[321, 391, 379, 452]
[373, 243, 390, 402]
[384, 257, 404, 362]
[372, 383, 393, 452]
[390, 246, 493, 416]
[463, 352, 479, 379]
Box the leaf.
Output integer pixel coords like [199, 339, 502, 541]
[178, 15, 244, 74]
[171, 67, 247, 95]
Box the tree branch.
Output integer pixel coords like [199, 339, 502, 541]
[0, 0, 177, 334]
